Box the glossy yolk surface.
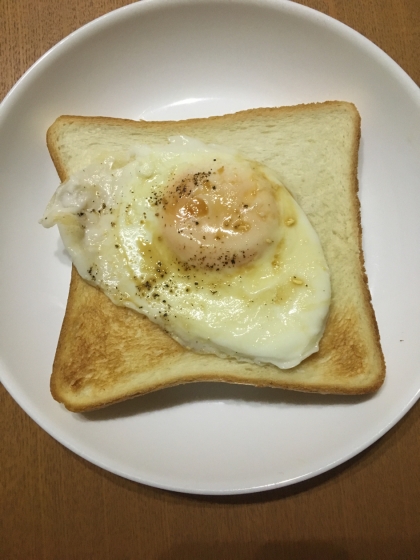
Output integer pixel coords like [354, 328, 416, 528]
[161, 164, 281, 270]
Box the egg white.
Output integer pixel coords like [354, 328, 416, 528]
[41, 136, 331, 368]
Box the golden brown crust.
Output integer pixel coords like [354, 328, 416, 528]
[47, 103, 386, 411]
[349, 114, 385, 385]
[51, 267, 384, 412]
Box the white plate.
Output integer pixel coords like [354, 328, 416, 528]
[1, 0, 420, 495]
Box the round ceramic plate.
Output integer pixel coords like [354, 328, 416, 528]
[1, 0, 419, 495]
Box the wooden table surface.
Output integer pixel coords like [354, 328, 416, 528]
[1, 1, 419, 558]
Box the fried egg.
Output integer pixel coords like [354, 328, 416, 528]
[41, 136, 331, 368]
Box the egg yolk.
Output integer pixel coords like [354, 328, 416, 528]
[161, 163, 281, 270]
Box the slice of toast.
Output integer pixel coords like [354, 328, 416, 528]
[46, 102, 385, 412]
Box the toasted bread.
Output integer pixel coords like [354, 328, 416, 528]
[46, 102, 385, 411]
